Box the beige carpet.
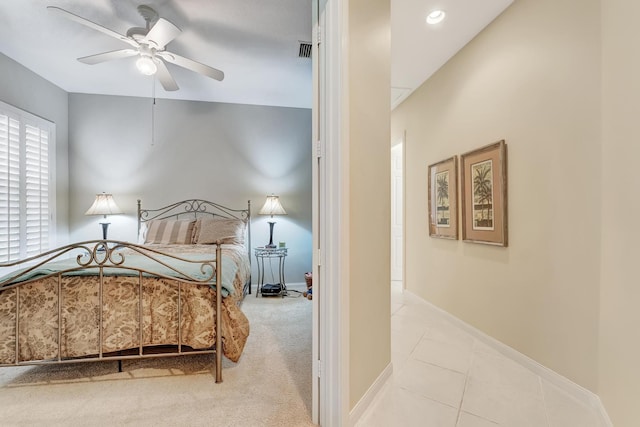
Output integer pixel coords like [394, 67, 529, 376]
[0, 286, 315, 427]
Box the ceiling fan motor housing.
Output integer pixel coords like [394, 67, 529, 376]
[126, 27, 150, 40]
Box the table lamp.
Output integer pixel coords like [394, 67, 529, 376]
[258, 194, 287, 248]
[85, 192, 123, 240]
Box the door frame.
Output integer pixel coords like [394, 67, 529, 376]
[390, 139, 405, 284]
[313, 0, 349, 425]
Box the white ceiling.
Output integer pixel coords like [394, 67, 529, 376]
[392, 0, 513, 109]
[0, 0, 513, 110]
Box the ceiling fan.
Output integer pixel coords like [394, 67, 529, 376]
[47, 5, 224, 91]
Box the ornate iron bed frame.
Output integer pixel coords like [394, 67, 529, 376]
[137, 198, 252, 295]
[0, 199, 252, 383]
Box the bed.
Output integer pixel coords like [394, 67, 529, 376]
[0, 199, 251, 383]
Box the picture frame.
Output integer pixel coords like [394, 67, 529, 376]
[428, 156, 458, 239]
[460, 140, 508, 246]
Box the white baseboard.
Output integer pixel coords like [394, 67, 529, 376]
[406, 290, 612, 426]
[598, 402, 614, 427]
[285, 281, 306, 288]
[349, 362, 393, 427]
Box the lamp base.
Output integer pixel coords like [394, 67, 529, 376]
[100, 222, 110, 240]
[266, 221, 276, 248]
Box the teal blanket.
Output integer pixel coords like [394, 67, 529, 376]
[0, 253, 238, 297]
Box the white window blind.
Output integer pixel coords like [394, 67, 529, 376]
[0, 115, 21, 261]
[0, 102, 55, 262]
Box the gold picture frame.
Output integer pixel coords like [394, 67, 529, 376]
[460, 140, 508, 246]
[428, 156, 458, 239]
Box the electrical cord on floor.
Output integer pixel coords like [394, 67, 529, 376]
[284, 289, 303, 298]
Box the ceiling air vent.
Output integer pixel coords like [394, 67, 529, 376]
[298, 42, 312, 58]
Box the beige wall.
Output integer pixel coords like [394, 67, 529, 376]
[599, 1, 640, 425]
[392, 0, 602, 391]
[348, 0, 391, 409]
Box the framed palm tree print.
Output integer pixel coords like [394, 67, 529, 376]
[460, 140, 508, 246]
[428, 156, 458, 239]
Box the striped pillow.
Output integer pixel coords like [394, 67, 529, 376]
[144, 219, 196, 244]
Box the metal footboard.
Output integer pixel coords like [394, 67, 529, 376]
[0, 240, 224, 383]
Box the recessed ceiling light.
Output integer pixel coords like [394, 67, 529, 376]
[426, 10, 446, 25]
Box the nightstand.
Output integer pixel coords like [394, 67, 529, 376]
[254, 247, 288, 297]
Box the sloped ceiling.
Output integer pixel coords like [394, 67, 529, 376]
[0, 0, 313, 108]
[392, 0, 513, 109]
[0, 0, 513, 109]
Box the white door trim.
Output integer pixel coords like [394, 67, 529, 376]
[315, 0, 349, 425]
[311, 0, 320, 422]
[390, 141, 404, 282]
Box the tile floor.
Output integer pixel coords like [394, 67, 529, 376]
[356, 282, 605, 427]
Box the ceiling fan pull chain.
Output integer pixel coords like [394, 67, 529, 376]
[151, 76, 156, 147]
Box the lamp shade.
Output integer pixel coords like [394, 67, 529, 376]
[85, 193, 123, 217]
[258, 195, 287, 217]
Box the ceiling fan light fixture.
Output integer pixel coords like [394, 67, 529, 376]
[136, 56, 157, 75]
[426, 10, 446, 25]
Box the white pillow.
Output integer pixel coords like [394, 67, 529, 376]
[194, 217, 246, 245]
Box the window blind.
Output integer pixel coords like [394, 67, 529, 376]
[0, 114, 21, 261]
[25, 124, 49, 257]
[0, 102, 54, 262]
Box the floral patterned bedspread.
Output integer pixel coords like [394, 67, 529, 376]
[0, 244, 250, 364]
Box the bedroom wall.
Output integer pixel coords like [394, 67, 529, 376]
[391, 0, 602, 391]
[0, 53, 70, 245]
[348, 0, 391, 410]
[68, 93, 312, 285]
[599, 1, 640, 425]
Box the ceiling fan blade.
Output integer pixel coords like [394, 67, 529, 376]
[143, 18, 181, 50]
[47, 6, 139, 48]
[78, 49, 138, 65]
[157, 51, 224, 81]
[155, 59, 179, 91]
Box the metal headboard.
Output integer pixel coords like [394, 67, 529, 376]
[137, 198, 252, 265]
